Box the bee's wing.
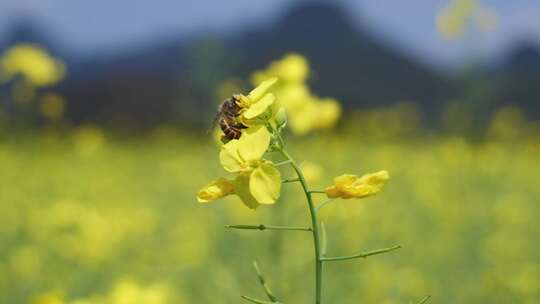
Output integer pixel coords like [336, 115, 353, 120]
[207, 103, 223, 134]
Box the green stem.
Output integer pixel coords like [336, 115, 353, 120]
[320, 221, 328, 256]
[225, 224, 312, 231]
[274, 160, 292, 167]
[321, 245, 401, 262]
[279, 148, 324, 304]
[316, 199, 334, 212]
[281, 178, 300, 183]
[241, 295, 274, 304]
[416, 295, 431, 304]
[253, 261, 278, 302]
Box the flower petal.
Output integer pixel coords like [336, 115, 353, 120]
[219, 139, 243, 172]
[237, 126, 271, 163]
[248, 77, 277, 103]
[234, 173, 260, 209]
[333, 174, 357, 187]
[249, 162, 281, 204]
[242, 93, 275, 120]
[352, 170, 389, 197]
[197, 178, 235, 203]
[325, 171, 389, 199]
[314, 98, 341, 129]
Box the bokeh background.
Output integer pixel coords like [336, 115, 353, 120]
[1, 0, 539, 303]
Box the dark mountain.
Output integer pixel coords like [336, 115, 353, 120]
[60, 39, 192, 128]
[0, 2, 458, 128]
[230, 2, 455, 117]
[5, 2, 539, 129]
[494, 42, 540, 119]
[0, 17, 67, 59]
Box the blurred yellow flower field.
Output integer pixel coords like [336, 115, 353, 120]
[1, 107, 539, 303]
[0, 0, 539, 302]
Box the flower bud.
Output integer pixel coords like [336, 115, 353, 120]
[197, 178, 235, 203]
[274, 106, 288, 129]
[325, 171, 389, 199]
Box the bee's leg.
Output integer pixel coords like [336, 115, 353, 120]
[221, 134, 231, 144]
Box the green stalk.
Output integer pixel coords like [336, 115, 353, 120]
[321, 245, 401, 262]
[225, 224, 312, 231]
[278, 148, 324, 304]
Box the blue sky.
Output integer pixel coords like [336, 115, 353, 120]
[0, 0, 539, 68]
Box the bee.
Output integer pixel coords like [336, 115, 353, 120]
[215, 95, 247, 142]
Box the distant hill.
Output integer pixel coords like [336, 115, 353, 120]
[229, 2, 455, 116]
[494, 42, 540, 119]
[1, 2, 539, 129]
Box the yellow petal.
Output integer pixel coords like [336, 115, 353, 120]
[325, 185, 341, 199]
[314, 98, 341, 129]
[219, 127, 271, 172]
[288, 101, 318, 135]
[333, 174, 357, 187]
[301, 161, 323, 184]
[325, 171, 389, 199]
[234, 173, 261, 209]
[249, 162, 281, 204]
[242, 93, 275, 120]
[352, 170, 389, 197]
[236, 126, 271, 163]
[248, 77, 277, 102]
[219, 139, 243, 172]
[1, 44, 65, 86]
[275, 54, 309, 84]
[197, 178, 235, 203]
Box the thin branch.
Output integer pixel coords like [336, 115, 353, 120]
[308, 189, 326, 194]
[321, 221, 328, 256]
[416, 295, 431, 304]
[277, 148, 324, 303]
[225, 224, 312, 232]
[241, 295, 274, 304]
[253, 261, 279, 302]
[281, 178, 300, 183]
[274, 160, 292, 167]
[321, 245, 401, 262]
[316, 198, 334, 212]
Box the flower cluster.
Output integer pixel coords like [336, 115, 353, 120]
[198, 80, 283, 209]
[0, 43, 67, 122]
[325, 171, 390, 199]
[198, 78, 388, 209]
[251, 54, 341, 135]
[0, 43, 65, 87]
[199, 72, 391, 303]
[436, 0, 497, 40]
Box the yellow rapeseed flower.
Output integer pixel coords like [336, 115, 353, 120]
[31, 292, 64, 304]
[313, 98, 341, 129]
[250, 54, 341, 135]
[252, 53, 309, 84]
[198, 126, 281, 209]
[197, 178, 235, 202]
[325, 171, 389, 199]
[236, 77, 278, 126]
[301, 161, 324, 184]
[40, 93, 66, 121]
[219, 126, 271, 172]
[107, 279, 172, 304]
[0, 43, 65, 86]
[436, 0, 498, 40]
